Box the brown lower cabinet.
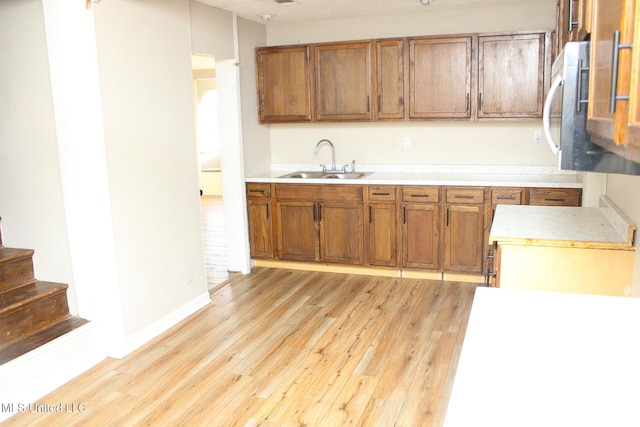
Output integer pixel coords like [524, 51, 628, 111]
[443, 187, 486, 273]
[247, 183, 582, 277]
[274, 184, 364, 264]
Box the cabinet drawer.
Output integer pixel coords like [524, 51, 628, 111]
[368, 186, 397, 201]
[402, 186, 440, 203]
[276, 184, 363, 202]
[491, 188, 523, 205]
[445, 187, 484, 204]
[528, 188, 582, 206]
[247, 183, 272, 198]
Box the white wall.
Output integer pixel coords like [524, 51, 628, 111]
[265, 3, 559, 168]
[93, 0, 209, 347]
[0, 0, 77, 309]
[605, 174, 640, 296]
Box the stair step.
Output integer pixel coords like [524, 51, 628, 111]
[0, 316, 89, 365]
[0, 281, 71, 347]
[0, 247, 35, 293]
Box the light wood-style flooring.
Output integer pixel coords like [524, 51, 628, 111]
[200, 195, 240, 289]
[2, 268, 478, 426]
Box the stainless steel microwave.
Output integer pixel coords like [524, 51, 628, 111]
[542, 41, 640, 176]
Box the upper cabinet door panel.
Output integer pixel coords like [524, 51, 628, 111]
[478, 33, 546, 118]
[376, 39, 405, 120]
[587, 0, 624, 142]
[409, 36, 472, 119]
[314, 42, 373, 121]
[256, 45, 313, 123]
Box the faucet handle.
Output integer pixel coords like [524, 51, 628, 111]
[351, 160, 356, 173]
[319, 164, 327, 172]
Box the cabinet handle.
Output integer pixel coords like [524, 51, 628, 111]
[466, 93, 470, 112]
[372, 192, 390, 196]
[378, 95, 381, 112]
[249, 189, 266, 195]
[318, 204, 322, 222]
[609, 30, 633, 113]
[403, 206, 407, 224]
[446, 207, 450, 226]
[568, 0, 578, 33]
[454, 195, 474, 199]
[544, 197, 566, 202]
[266, 203, 270, 219]
[369, 205, 372, 224]
[576, 59, 589, 112]
[479, 92, 483, 111]
[367, 95, 371, 113]
[313, 204, 317, 222]
[410, 194, 430, 198]
[496, 195, 516, 200]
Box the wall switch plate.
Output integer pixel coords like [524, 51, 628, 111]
[403, 136, 411, 150]
[534, 130, 543, 143]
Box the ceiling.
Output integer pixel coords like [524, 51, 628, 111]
[195, 0, 556, 25]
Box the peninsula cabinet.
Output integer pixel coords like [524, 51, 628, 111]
[478, 33, 548, 118]
[366, 186, 399, 267]
[401, 186, 441, 270]
[587, 0, 640, 164]
[275, 184, 364, 264]
[375, 39, 405, 120]
[256, 45, 313, 124]
[246, 183, 274, 258]
[314, 41, 373, 121]
[409, 36, 473, 119]
[443, 187, 486, 273]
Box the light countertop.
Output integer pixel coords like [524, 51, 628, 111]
[246, 165, 583, 188]
[489, 196, 636, 249]
[444, 287, 640, 427]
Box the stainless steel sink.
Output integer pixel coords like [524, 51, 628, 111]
[278, 171, 328, 179]
[278, 171, 371, 180]
[323, 172, 371, 179]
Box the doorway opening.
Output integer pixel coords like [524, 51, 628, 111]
[192, 54, 236, 290]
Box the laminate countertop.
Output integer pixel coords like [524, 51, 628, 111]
[489, 196, 636, 249]
[246, 165, 583, 188]
[444, 287, 640, 427]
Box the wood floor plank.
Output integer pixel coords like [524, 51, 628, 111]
[2, 268, 478, 427]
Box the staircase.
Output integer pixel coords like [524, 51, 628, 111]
[0, 220, 88, 365]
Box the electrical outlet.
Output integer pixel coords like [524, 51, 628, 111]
[403, 136, 411, 150]
[534, 130, 543, 143]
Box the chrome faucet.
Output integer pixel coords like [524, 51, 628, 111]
[314, 139, 337, 172]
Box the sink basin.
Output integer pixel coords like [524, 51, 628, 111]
[323, 172, 371, 179]
[279, 171, 327, 179]
[279, 171, 371, 180]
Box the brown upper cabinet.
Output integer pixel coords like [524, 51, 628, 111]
[556, 0, 593, 54]
[375, 39, 405, 120]
[478, 33, 548, 118]
[256, 31, 550, 123]
[256, 45, 313, 123]
[409, 36, 473, 119]
[587, 0, 640, 164]
[314, 41, 374, 121]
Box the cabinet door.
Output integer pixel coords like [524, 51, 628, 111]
[402, 204, 440, 270]
[256, 45, 313, 123]
[319, 202, 364, 265]
[247, 199, 274, 258]
[587, 0, 625, 144]
[409, 36, 472, 119]
[624, 1, 640, 153]
[376, 39, 405, 120]
[314, 42, 373, 121]
[443, 205, 484, 273]
[366, 203, 398, 267]
[478, 33, 546, 118]
[276, 201, 318, 261]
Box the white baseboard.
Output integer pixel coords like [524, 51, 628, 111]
[110, 291, 211, 359]
[0, 322, 106, 423]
